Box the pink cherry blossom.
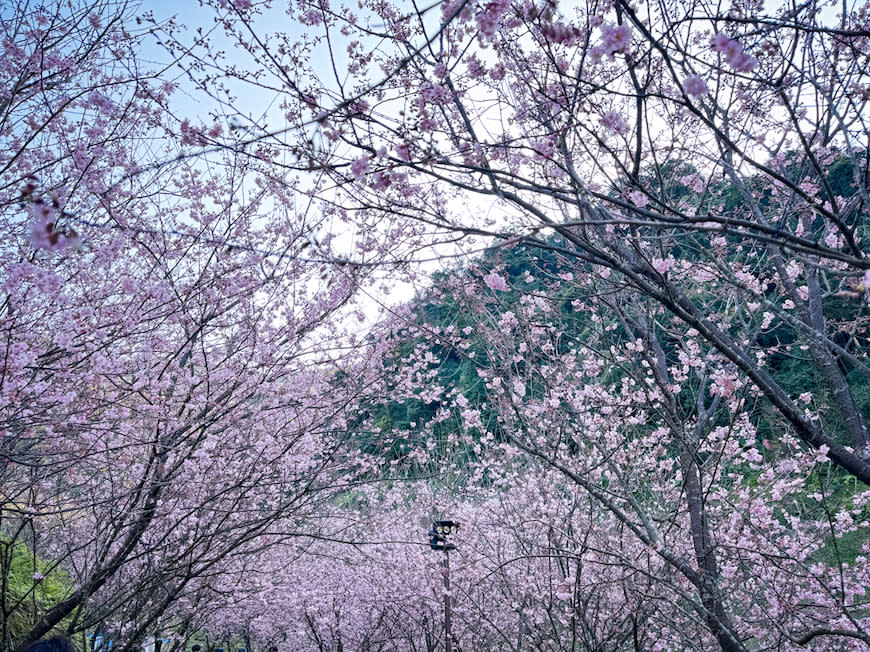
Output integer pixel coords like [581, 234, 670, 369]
[711, 32, 732, 52]
[711, 33, 757, 72]
[628, 190, 648, 207]
[351, 155, 371, 180]
[652, 256, 674, 274]
[600, 110, 628, 134]
[395, 142, 412, 161]
[599, 23, 632, 58]
[680, 173, 705, 192]
[475, 0, 510, 40]
[729, 51, 757, 72]
[683, 74, 709, 96]
[483, 271, 509, 291]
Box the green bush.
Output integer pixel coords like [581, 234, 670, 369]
[2, 538, 75, 646]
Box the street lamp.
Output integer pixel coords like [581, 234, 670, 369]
[429, 519, 459, 652]
[429, 520, 459, 551]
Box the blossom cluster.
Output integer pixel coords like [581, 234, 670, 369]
[589, 22, 633, 63]
[712, 33, 757, 72]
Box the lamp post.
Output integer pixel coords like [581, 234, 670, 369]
[429, 520, 459, 652]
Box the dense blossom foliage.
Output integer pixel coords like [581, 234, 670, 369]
[3, 0, 870, 650]
[355, 253, 870, 649]
[1, 2, 373, 650]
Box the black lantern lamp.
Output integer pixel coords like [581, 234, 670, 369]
[429, 519, 459, 551]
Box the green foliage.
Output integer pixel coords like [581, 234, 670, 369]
[800, 465, 870, 567]
[819, 526, 870, 566]
[1, 538, 75, 644]
[361, 152, 870, 483]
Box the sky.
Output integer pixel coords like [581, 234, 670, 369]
[135, 0, 492, 320]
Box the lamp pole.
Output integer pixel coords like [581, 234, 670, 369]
[429, 520, 459, 652]
[443, 549, 452, 652]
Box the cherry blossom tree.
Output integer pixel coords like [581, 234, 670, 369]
[0, 2, 377, 650]
[6, 0, 870, 650]
[156, 0, 870, 645]
[358, 251, 870, 649]
[188, 0, 870, 481]
[187, 480, 662, 651]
